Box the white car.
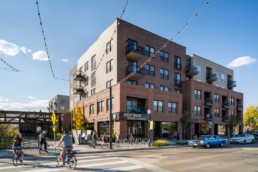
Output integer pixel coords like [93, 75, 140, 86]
[229, 134, 255, 144]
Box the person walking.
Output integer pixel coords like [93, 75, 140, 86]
[13, 133, 26, 163]
[174, 131, 177, 140]
[101, 132, 108, 148]
[92, 131, 97, 148]
[39, 131, 48, 152]
[177, 132, 180, 140]
[129, 132, 134, 144]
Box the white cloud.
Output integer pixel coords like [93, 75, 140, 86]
[20, 46, 27, 54]
[227, 56, 256, 68]
[0, 99, 49, 111]
[28, 49, 32, 53]
[0, 39, 20, 56]
[32, 50, 49, 61]
[0, 96, 9, 102]
[62, 59, 69, 62]
[28, 96, 35, 100]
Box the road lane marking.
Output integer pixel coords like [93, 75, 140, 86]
[153, 148, 258, 166]
[96, 165, 143, 172]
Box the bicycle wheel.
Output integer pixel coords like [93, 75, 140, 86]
[68, 154, 77, 169]
[12, 152, 18, 166]
[56, 155, 62, 166]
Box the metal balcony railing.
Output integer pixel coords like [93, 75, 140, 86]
[206, 72, 217, 82]
[186, 65, 199, 76]
[228, 80, 237, 88]
[222, 101, 230, 109]
[204, 98, 213, 106]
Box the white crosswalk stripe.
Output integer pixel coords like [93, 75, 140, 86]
[0, 155, 146, 172]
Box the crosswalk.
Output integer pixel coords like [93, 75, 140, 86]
[0, 154, 166, 172]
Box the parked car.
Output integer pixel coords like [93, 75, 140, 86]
[188, 135, 227, 148]
[228, 134, 255, 144]
[253, 131, 258, 138]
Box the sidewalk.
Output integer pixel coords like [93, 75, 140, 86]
[0, 140, 189, 159]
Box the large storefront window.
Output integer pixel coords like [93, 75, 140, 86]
[161, 122, 177, 138]
[200, 123, 209, 135]
[217, 124, 226, 136]
[127, 121, 145, 138]
[98, 122, 113, 137]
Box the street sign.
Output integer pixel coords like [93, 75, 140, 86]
[52, 111, 56, 125]
[208, 122, 212, 128]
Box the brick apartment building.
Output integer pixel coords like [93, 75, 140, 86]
[69, 19, 243, 140]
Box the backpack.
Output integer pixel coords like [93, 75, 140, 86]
[14, 138, 21, 146]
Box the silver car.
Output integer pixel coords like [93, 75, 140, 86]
[229, 134, 255, 144]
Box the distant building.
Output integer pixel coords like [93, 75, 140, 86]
[69, 18, 243, 139]
[49, 95, 70, 113]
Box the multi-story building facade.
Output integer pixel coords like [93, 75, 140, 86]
[69, 65, 79, 111]
[182, 54, 243, 138]
[70, 18, 243, 139]
[49, 95, 70, 113]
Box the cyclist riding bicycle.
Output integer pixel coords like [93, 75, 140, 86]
[57, 130, 73, 166]
[39, 131, 48, 152]
[13, 133, 26, 163]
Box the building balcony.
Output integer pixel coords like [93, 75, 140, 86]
[126, 44, 146, 60]
[205, 113, 213, 121]
[186, 65, 199, 76]
[222, 101, 230, 109]
[73, 72, 84, 81]
[222, 115, 229, 122]
[237, 104, 243, 111]
[228, 80, 237, 88]
[127, 107, 147, 114]
[174, 79, 181, 87]
[73, 86, 84, 94]
[174, 62, 182, 71]
[126, 64, 145, 80]
[206, 73, 217, 82]
[204, 98, 213, 106]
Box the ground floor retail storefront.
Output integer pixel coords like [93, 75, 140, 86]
[154, 122, 178, 139]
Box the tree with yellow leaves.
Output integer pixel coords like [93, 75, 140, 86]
[0, 122, 19, 136]
[244, 104, 258, 131]
[72, 105, 86, 130]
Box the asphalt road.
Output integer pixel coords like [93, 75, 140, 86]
[0, 141, 258, 172]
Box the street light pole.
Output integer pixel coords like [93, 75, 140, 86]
[147, 109, 151, 146]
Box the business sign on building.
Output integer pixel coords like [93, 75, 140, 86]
[113, 112, 148, 121]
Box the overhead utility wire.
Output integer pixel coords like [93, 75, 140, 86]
[0, 57, 19, 72]
[36, 0, 55, 79]
[120, 0, 210, 83]
[85, 0, 130, 84]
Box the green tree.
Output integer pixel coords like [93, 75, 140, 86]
[244, 104, 258, 131]
[0, 122, 19, 136]
[180, 110, 191, 139]
[72, 105, 86, 130]
[228, 115, 238, 136]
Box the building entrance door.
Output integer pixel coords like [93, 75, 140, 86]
[154, 122, 161, 139]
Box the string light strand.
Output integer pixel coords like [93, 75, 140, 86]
[0, 57, 19, 72]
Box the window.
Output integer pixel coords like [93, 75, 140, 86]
[164, 70, 169, 80]
[150, 47, 155, 57]
[91, 55, 96, 70]
[174, 56, 181, 70]
[85, 76, 89, 86]
[214, 94, 220, 103]
[158, 101, 163, 112]
[98, 101, 104, 113]
[164, 52, 169, 62]
[91, 72, 96, 86]
[160, 85, 164, 91]
[194, 90, 201, 99]
[221, 73, 225, 82]
[150, 84, 155, 89]
[174, 89, 181, 94]
[91, 88, 96, 95]
[127, 99, 137, 113]
[160, 51, 164, 61]
[127, 80, 137, 85]
[160, 69, 164, 79]
[230, 97, 235, 106]
[61, 99, 65, 104]
[150, 66, 155, 76]
[214, 108, 220, 117]
[230, 110, 234, 115]
[90, 104, 94, 114]
[106, 59, 113, 73]
[84, 61, 89, 71]
[106, 40, 113, 54]
[194, 106, 201, 115]
[153, 100, 158, 112]
[106, 79, 113, 88]
[145, 64, 150, 75]
[168, 102, 177, 113]
[174, 73, 181, 86]
[197, 65, 202, 75]
[107, 97, 114, 111]
[70, 88, 73, 96]
[145, 45, 150, 56]
[164, 87, 168, 91]
[216, 72, 220, 80]
[145, 83, 150, 88]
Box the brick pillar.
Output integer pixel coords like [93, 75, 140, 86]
[120, 120, 127, 139]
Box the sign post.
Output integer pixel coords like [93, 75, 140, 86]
[52, 111, 56, 141]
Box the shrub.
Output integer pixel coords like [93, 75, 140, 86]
[152, 140, 169, 147]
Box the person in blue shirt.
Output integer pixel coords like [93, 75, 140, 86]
[57, 130, 73, 165]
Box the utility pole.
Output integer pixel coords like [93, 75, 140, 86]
[109, 86, 113, 149]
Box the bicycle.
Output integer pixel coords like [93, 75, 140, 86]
[12, 149, 23, 166]
[56, 146, 77, 169]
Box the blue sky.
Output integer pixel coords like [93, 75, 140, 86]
[0, 0, 257, 111]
